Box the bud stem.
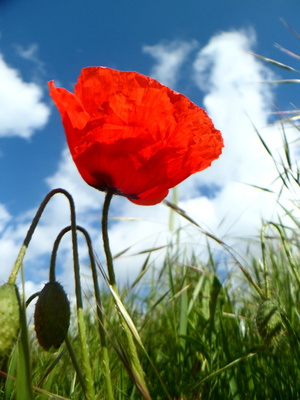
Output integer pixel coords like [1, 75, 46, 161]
[8, 189, 73, 284]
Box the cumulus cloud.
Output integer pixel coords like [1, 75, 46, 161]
[143, 40, 197, 87]
[0, 53, 50, 138]
[192, 30, 277, 185]
[0, 48, 51, 283]
[0, 29, 294, 295]
[183, 29, 285, 238]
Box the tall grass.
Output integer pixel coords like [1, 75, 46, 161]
[3, 195, 300, 399]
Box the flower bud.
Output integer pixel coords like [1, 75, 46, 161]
[34, 282, 70, 351]
[0, 283, 20, 358]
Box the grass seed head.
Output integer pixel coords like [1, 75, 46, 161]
[256, 299, 282, 347]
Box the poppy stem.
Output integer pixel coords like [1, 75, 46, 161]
[101, 190, 116, 286]
[78, 225, 115, 400]
[101, 191, 151, 399]
[68, 196, 96, 400]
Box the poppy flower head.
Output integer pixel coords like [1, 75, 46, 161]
[49, 67, 224, 205]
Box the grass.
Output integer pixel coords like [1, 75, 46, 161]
[2, 206, 300, 399]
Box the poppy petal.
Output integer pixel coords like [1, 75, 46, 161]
[48, 67, 224, 206]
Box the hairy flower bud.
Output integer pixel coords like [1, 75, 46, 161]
[34, 282, 70, 351]
[0, 283, 20, 358]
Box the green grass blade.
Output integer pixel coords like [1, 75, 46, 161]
[16, 302, 32, 400]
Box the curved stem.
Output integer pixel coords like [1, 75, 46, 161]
[8, 188, 70, 284]
[49, 226, 71, 283]
[8, 188, 95, 400]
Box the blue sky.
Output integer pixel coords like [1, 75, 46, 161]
[1, 0, 300, 293]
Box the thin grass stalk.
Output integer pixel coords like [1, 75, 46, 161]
[260, 223, 271, 299]
[164, 200, 265, 298]
[4, 345, 18, 399]
[168, 186, 178, 232]
[36, 348, 66, 388]
[16, 268, 32, 400]
[108, 284, 172, 399]
[101, 191, 151, 399]
[64, 335, 88, 399]
[178, 269, 188, 395]
[267, 222, 300, 290]
[279, 312, 300, 367]
[197, 352, 257, 386]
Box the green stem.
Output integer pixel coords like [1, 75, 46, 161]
[7, 188, 95, 400]
[17, 265, 33, 400]
[65, 335, 88, 399]
[102, 190, 116, 286]
[49, 225, 95, 398]
[49, 227, 70, 283]
[77, 225, 114, 400]
[8, 188, 69, 284]
[76, 309, 95, 400]
[101, 191, 151, 399]
[51, 224, 114, 398]
[62, 197, 95, 400]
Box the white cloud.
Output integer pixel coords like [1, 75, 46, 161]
[0, 29, 295, 298]
[0, 53, 50, 138]
[0, 49, 51, 282]
[16, 44, 45, 79]
[192, 30, 278, 185]
[143, 40, 197, 87]
[184, 30, 289, 239]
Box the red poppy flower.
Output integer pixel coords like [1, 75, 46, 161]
[48, 67, 223, 205]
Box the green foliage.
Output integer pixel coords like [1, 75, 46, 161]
[3, 179, 300, 398]
[2, 228, 300, 399]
